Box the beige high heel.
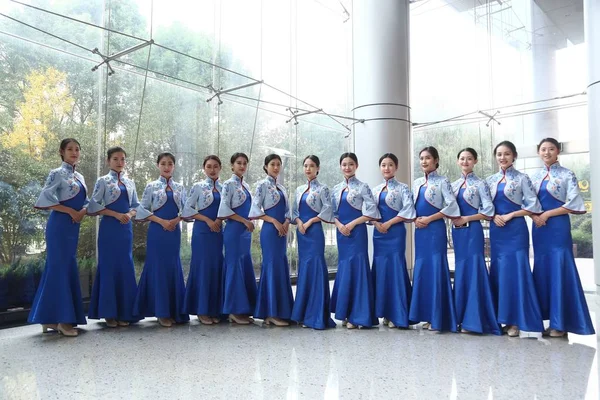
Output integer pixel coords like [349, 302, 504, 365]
[264, 317, 289, 327]
[56, 323, 78, 337]
[117, 321, 130, 327]
[197, 315, 213, 325]
[158, 318, 172, 327]
[549, 329, 565, 338]
[42, 324, 58, 333]
[211, 317, 220, 324]
[228, 314, 250, 324]
[105, 319, 118, 328]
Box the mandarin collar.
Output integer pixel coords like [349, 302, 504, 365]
[307, 177, 319, 188]
[266, 175, 277, 185]
[499, 164, 515, 174]
[383, 177, 398, 187]
[545, 161, 561, 171]
[204, 177, 219, 187]
[231, 174, 244, 183]
[159, 175, 173, 186]
[61, 161, 76, 172]
[109, 169, 124, 179]
[424, 170, 439, 180]
[344, 175, 358, 185]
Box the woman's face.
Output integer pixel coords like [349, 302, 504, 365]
[340, 157, 357, 178]
[266, 158, 281, 178]
[232, 157, 248, 176]
[495, 145, 514, 169]
[204, 159, 221, 180]
[303, 159, 319, 180]
[380, 158, 397, 180]
[457, 151, 477, 174]
[158, 156, 175, 178]
[419, 151, 437, 173]
[108, 152, 126, 173]
[538, 141, 559, 166]
[61, 142, 81, 165]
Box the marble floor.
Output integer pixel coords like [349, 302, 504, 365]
[1, 293, 599, 400]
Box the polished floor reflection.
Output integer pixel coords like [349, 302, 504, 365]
[1, 293, 599, 400]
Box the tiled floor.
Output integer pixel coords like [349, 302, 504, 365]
[1, 292, 599, 400]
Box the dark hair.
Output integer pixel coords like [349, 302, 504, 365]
[339, 152, 358, 165]
[303, 155, 320, 175]
[230, 152, 249, 165]
[537, 137, 561, 152]
[493, 141, 518, 159]
[456, 147, 478, 160]
[379, 153, 398, 167]
[157, 152, 176, 164]
[263, 153, 282, 174]
[419, 146, 440, 169]
[59, 138, 81, 161]
[107, 146, 126, 160]
[203, 155, 222, 167]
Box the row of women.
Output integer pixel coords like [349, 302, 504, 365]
[27, 137, 595, 338]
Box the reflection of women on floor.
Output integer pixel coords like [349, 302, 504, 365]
[182, 155, 224, 325]
[450, 148, 501, 335]
[371, 153, 415, 329]
[486, 140, 543, 337]
[87, 147, 140, 328]
[530, 137, 595, 337]
[409, 146, 459, 332]
[217, 152, 257, 325]
[291, 155, 336, 330]
[29, 138, 88, 337]
[250, 154, 294, 327]
[134, 152, 189, 327]
[330, 152, 380, 329]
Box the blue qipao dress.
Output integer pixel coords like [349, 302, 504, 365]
[290, 178, 336, 329]
[29, 162, 89, 326]
[87, 169, 140, 323]
[530, 162, 594, 335]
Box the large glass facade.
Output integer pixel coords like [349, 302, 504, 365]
[410, 0, 593, 288]
[0, 0, 352, 318]
[0, 0, 593, 322]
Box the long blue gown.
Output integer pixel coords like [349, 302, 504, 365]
[88, 183, 138, 322]
[330, 192, 377, 327]
[532, 181, 595, 335]
[409, 186, 457, 332]
[183, 192, 223, 318]
[452, 188, 501, 334]
[254, 190, 294, 320]
[489, 183, 543, 332]
[28, 182, 87, 325]
[221, 189, 257, 315]
[133, 191, 189, 323]
[291, 192, 335, 329]
[372, 191, 412, 328]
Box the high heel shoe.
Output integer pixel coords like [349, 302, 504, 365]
[264, 317, 289, 327]
[197, 315, 213, 325]
[117, 321, 130, 327]
[549, 329, 565, 338]
[42, 324, 58, 333]
[507, 325, 520, 337]
[211, 317, 220, 324]
[158, 318, 173, 327]
[105, 319, 118, 328]
[56, 323, 78, 337]
[228, 314, 250, 325]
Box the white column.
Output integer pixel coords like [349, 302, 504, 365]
[585, 0, 600, 287]
[352, 0, 412, 265]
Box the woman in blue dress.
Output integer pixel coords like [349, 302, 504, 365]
[330, 152, 380, 329]
[29, 138, 88, 337]
[250, 154, 294, 326]
[410, 146, 459, 332]
[486, 141, 543, 337]
[530, 137, 595, 337]
[371, 153, 416, 329]
[451, 148, 501, 335]
[217, 152, 257, 325]
[290, 155, 336, 330]
[182, 155, 224, 325]
[87, 147, 140, 328]
[134, 152, 189, 327]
